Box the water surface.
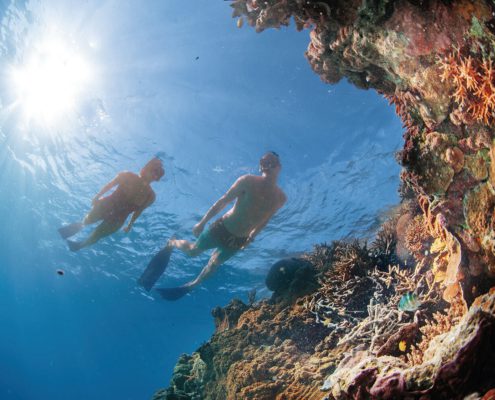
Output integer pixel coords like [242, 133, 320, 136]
[0, 1, 402, 398]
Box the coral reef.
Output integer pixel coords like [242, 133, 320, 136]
[228, 0, 495, 301]
[154, 1, 495, 399]
[324, 288, 495, 400]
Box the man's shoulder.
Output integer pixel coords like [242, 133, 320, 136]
[118, 170, 137, 179]
[277, 187, 287, 204]
[235, 174, 257, 184]
[147, 189, 156, 203]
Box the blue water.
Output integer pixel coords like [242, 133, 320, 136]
[0, 1, 402, 399]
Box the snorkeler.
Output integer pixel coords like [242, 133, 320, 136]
[140, 152, 286, 300]
[58, 158, 165, 252]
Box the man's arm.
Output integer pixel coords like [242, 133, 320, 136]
[193, 176, 249, 237]
[124, 191, 155, 233]
[92, 173, 122, 205]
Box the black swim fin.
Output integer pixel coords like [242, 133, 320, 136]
[58, 223, 84, 239]
[156, 285, 191, 301]
[138, 246, 173, 291]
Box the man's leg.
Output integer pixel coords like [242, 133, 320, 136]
[156, 247, 237, 301]
[168, 225, 219, 258]
[168, 239, 203, 257]
[185, 248, 236, 289]
[59, 204, 103, 240]
[68, 220, 122, 251]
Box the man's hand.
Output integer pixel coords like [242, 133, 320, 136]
[123, 225, 132, 233]
[192, 222, 204, 237]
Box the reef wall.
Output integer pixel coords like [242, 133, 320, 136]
[154, 1, 495, 399]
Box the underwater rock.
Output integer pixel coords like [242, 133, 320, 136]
[212, 299, 249, 333]
[265, 257, 318, 303]
[153, 353, 207, 400]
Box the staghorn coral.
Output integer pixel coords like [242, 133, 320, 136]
[407, 295, 467, 365]
[370, 215, 399, 269]
[400, 213, 432, 260]
[329, 240, 371, 280]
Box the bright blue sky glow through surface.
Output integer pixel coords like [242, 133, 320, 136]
[0, 1, 402, 399]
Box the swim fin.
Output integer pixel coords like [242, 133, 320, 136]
[138, 246, 173, 291]
[67, 240, 84, 252]
[156, 285, 191, 301]
[58, 223, 84, 239]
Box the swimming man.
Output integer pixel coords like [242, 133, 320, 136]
[59, 158, 164, 251]
[153, 152, 286, 300]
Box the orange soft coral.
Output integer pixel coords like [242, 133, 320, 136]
[439, 50, 495, 125]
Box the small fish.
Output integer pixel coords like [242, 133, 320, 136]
[398, 340, 407, 352]
[56, 269, 65, 276]
[398, 292, 421, 312]
[237, 18, 244, 29]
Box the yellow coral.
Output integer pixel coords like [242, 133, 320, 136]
[430, 238, 446, 254]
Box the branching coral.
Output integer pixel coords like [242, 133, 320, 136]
[302, 242, 335, 274]
[330, 240, 371, 280]
[403, 214, 432, 259]
[337, 261, 440, 352]
[336, 299, 408, 354]
[439, 49, 495, 125]
[408, 295, 467, 365]
[370, 216, 399, 268]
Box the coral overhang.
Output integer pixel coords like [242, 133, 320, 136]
[155, 1, 495, 399]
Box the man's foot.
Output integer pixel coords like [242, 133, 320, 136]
[165, 235, 177, 250]
[67, 240, 84, 252]
[58, 223, 84, 239]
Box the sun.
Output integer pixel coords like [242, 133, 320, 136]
[10, 35, 93, 126]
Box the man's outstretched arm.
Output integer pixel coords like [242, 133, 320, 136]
[193, 176, 248, 236]
[124, 191, 155, 233]
[92, 174, 121, 205]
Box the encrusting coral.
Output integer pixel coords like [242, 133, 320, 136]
[154, 1, 495, 399]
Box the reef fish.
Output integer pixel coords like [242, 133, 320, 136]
[56, 269, 65, 276]
[398, 293, 421, 312]
[237, 18, 244, 28]
[398, 340, 407, 352]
